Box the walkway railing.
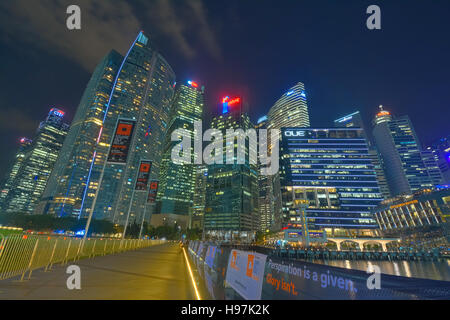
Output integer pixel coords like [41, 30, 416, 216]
[0, 234, 165, 281]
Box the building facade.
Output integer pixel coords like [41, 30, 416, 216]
[268, 82, 310, 130]
[267, 82, 311, 232]
[156, 81, 205, 221]
[373, 188, 449, 246]
[256, 115, 275, 231]
[2, 108, 69, 214]
[36, 50, 123, 217]
[334, 111, 391, 199]
[204, 96, 259, 240]
[372, 108, 437, 196]
[428, 136, 450, 184]
[279, 128, 383, 237]
[37, 32, 176, 228]
[191, 165, 207, 229]
[0, 138, 33, 208]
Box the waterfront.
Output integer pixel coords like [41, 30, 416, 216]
[313, 259, 450, 281]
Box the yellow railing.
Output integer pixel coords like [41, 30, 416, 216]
[0, 234, 165, 281]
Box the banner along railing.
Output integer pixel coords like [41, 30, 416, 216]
[0, 235, 165, 281]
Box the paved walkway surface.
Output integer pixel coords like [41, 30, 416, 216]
[0, 243, 198, 300]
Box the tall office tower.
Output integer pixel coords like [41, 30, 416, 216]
[92, 32, 176, 226]
[0, 138, 32, 208]
[267, 82, 310, 129]
[155, 81, 205, 228]
[368, 148, 391, 199]
[279, 128, 383, 237]
[191, 165, 207, 229]
[2, 109, 69, 214]
[38, 32, 176, 228]
[421, 150, 444, 186]
[334, 111, 390, 199]
[36, 50, 123, 217]
[372, 107, 436, 196]
[428, 136, 450, 184]
[204, 96, 259, 240]
[256, 115, 275, 231]
[267, 83, 311, 232]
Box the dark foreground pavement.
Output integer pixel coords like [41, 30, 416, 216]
[0, 243, 199, 300]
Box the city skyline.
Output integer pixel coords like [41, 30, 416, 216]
[0, 1, 449, 303]
[1, 0, 450, 177]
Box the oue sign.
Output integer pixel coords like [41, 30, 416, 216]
[285, 131, 306, 137]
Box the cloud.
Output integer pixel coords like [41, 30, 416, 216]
[0, 0, 223, 72]
[186, 0, 223, 61]
[0, 106, 38, 134]
[143, 0, 196, 59]
[0, 0, 141, 72]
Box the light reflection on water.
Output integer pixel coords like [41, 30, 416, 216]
[313, 259, 450, 281]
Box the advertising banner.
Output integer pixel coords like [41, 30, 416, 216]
[147, 180, 159, 204]
[107, 119, 136, 164]
[197, 242, 204, 257]
[225, 250, 267, 300]
[135, 160, 152, 191]
[262, 256, 450, 300]
[205, 246, 217, 269]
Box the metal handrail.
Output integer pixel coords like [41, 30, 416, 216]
[0, 235, 165, 282]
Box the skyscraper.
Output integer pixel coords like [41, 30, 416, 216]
[334, 111, 391, 199]
[267, 82, 310, 130]
[36, 50, 123, 217]
[85, 32, 176, 227]
[421, 150, 444, 186]
[0, 138, 32, 208]
[267, 82, 311, 232]
[428, 136, 450, 184]
[2, 108, 69, 214]
[372, 107, 437, 196]
[156, 81, 205, 226]
[256, 115, 274, 231]
[37, 32, 176, 229]
[191, 165, 207, 229]
[204, 96, 259, 240]
[279, 128, 383, 237]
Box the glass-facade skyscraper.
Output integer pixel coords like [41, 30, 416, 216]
[204, 97, 259, 239]
[279, 128, 383, 236]
[2, 108, 69, 214]
[267, 82, 311, 232]
[256, 115, 275, 231]
[156, 81, 204, 222]
[428, 136, 450, 184]
[372, 108, 437, 196]
[268, 82, 310, 130]
[37, 32, 176, 227]
[334, 111, 391, 199]
[37, 50, 123, 217]
[0, 138, 32, 208]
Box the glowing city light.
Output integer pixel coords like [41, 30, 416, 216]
[188, 80, 199, 88]
[222, 96, 241, 114]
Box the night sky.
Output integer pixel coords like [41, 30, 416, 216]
[0, 0, 449, 179]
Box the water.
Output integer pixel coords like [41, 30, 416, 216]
[311, 259, 450, 281]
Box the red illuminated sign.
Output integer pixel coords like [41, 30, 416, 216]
[222, 96, 242, 114]
[135, 160, 152, 191]
[147, 180, 159, 204]
[107, 119, 136, 164]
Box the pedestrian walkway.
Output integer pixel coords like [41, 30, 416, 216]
[0, 243, 197, 300]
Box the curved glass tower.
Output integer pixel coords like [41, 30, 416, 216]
[268, 82, 310, 130]
[38, 32, 176, 227]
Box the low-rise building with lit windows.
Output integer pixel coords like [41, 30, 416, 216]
[373, 188, 450, 236]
